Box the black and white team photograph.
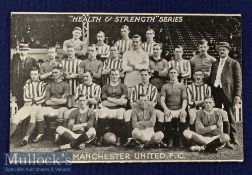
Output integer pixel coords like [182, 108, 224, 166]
[9, 13, 243, 162]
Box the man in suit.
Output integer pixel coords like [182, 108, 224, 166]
[209, 42, 242, 146]
[11, 43, 38, 108]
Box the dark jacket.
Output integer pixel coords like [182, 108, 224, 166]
[209, 56, 242, 103]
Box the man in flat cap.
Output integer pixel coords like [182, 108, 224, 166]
[63, 27, 88, 60]
[11, 43, 38, 108]
[209, 42, 242, 146]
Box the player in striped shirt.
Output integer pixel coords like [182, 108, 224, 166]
[142, 29, 156, 56]
[95, 31, 110, 62]
[168, 45, 191, 85]
[187, 70, 211, 131]
[123, 69, 158, 142]
[115, 25, 133, 57]
[64, 70, 102, 121]
[101, 45, 123, 85]
[62, 45, 82, 107]
[10, 67, 47, 145]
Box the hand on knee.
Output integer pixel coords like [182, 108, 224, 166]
[56, 126, 66, 135]
[219, 134, 230, 143]
[154, 131, 164, 142]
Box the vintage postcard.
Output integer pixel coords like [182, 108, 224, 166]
[9, 12, 243, 164]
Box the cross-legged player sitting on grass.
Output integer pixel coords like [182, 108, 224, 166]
[183, 97, 230, 153]
[124, 94, 166, 148]
[55, 95, 96, 151]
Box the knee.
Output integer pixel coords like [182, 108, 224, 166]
[132, 128, 140, 139]
[117, 108, 126, 120]
[220, 133, 230, 143]
[154, 131, 164, 142]
[87, 127, 96, 137]
[183, 129, 193, 139]
[56, 126, 66, 135]
[124, 110, 132, 122]
[179, 111, 187, 122]
[156, 110, 164, 122]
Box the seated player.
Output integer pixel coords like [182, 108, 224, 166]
[149, 43, 169, 92]
[97, 69, 128, 146]
[10, 67, 46, 145]
[95, 31, 110, 62]
[183, 97, 230, 153]
[142, 29, 156, 56]
[124, 69, 158, 140]
[159, 68, 188, 148]
[168, 45, 191, 85]
[79, 44, 103, 86]
[64, 70, 101, 120]
[101, 45, 123, 85]
[63, 27, 87, 60]
[124, 94, 165, 148]
[187, 70, 211, 131]
[55, 95, 96, 151]
[36, 65, 70, 142]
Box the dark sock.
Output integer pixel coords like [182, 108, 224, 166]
[223, 121, 230, 135]
[37, 121, 45, 134]
[63, 119, 69, 128]
[115, 119, 124, 139]
[124, 121, 132, 139]
[10, 123, 18, 137]
[25, 123, 36, 138]
[171, 118, 179, 146]
[179, 122, 188, 146]
[61, 131, 76, 142]
[155, 121, 164, 133]
[189, 124, 195, 132]
[164, 122, 172, 144]
[96, 118, 107, 138]
[70, 132, 89, 149]
[205, 137, 223, 153]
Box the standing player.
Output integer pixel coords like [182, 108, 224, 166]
[168, 45, 191, 85]
[55, 95, 96, 151]
[115, 25, 133, 57]
[11, 43, 38, 108]
[209, 42, 242, 146]
[97, 69, 128, 146]
[160, 68, 187, 148]
[95, 31, 110, 62]
[40, 46, 61, 83]
[149, 43, 169, 91]
[190, 39, 216, 82]
[10, 67, 46, 145]
[122, 35, 149, 89]
[183, 97, 230, 153]
[124, 94, 165, 148]
[124, 69, 158, 141]
[62, 45, 82, 107]
[142, 29, 156, 56]
[63, 27, 87, 60]
[101, 45, 123, 85]
[79, 45, 103, 86]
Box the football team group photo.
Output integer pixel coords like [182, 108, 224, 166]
[9, 13, 243, 162]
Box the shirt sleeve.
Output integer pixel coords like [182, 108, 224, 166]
[94, 85, 101, 101]
[160, 84, 167, 98]
[121, 84, 129, 99]
[122, 52, 133, 72]
[68, 109, 78, 130]
[87, 109, 96, 129]
[23, 84, 32, 102]
[150, 86, 158, 103]
[130, 86, 136, 103]
[101, 85, 108, 101]
[181, 84, 187, 100]
[187, 86, 194, 107]
[44, 84, 51, 101]
[62, 83, 70, 99]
